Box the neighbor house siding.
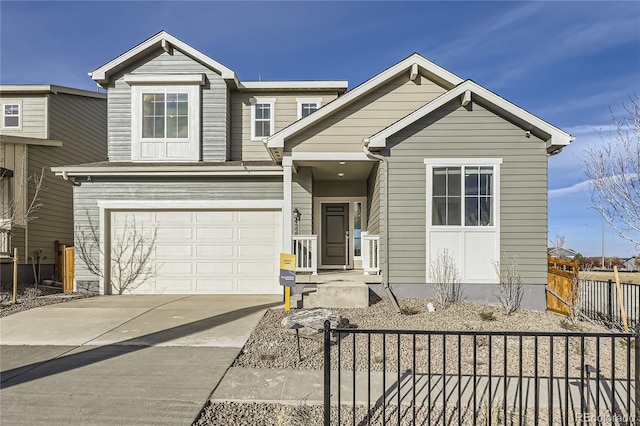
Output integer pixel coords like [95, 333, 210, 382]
[288, 74, 447, 153]
[1, 95, 48, 139]
[73, 177, 283, 291]
[230, 91, 340, 161]
[106, 49, 228, 162]
[26, 93, 107, 263]
[384, 100, 548, 288]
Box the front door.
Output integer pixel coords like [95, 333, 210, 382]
[321, 203, 349, 266]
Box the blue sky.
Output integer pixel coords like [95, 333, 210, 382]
[2, 1, 639, 257]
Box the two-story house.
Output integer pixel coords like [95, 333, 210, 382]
[1, 85, 107, 286]
[53, 31, 573, 309]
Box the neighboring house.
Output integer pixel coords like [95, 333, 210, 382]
[623, 256, 638, 271]
[52, 31, 573, 310]
[548, 247, 579, 260]
[0, 85, 107, 285]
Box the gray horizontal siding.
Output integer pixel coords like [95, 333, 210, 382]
[292, 167, 313, 235]
[384, 100, 548, 287]
[107, 48, 228, 162]
[73, 177, 283, 285]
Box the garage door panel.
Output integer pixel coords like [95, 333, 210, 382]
[156, 245, 192, 257]
[156, 279, 193, 293]
[196, 228, 234, 240]
[111, 208, 281, 295]
[196, 262, 234, 274]
[196, 211, 234, 223]
[155, 211, 192, 223]
[157, 262, 193, 274]
[238, 227, 278, 240]
[197, 245, 234, 257]
[157, 227, 193, 239]
[238, 244, 277, 258]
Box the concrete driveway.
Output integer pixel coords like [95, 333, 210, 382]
[0, 294, 281, 425]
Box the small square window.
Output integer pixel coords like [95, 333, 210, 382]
[296, 98, 321, 119]
[3, 104, 20, 128]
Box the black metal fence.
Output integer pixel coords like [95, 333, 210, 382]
[323, 322, 639, 425]
[580, 279, 639, 332]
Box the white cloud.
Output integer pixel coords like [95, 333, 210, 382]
[549, 180, 593, 198]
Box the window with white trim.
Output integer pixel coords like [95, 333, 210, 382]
[251, 98, 275, 140]
[432, 165, 494, 227]
[296, 98, 321, 119]
[2, 103, 21, 128]
[130, 84, 200, 161]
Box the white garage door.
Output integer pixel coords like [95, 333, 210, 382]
[110, 209, 282, 294]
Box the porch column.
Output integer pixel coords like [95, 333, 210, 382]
[283, 155, 293, 253]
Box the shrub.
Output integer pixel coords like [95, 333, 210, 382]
[493, 255, 523, 315]
[429, 249, 462, 309]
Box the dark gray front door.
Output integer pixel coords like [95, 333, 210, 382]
[321, 203, 349, 266]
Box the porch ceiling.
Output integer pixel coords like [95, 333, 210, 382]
[296, 160, 375, 181]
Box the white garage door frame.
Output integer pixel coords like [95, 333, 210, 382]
[96, 199, 284, 295]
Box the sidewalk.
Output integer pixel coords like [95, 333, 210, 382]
[213, 367, 636, 413]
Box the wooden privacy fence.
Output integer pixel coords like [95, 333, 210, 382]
[546, 256, 579, 316]
[55, 241, 75, 293]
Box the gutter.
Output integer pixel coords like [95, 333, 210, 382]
[362, 138, 401, 314]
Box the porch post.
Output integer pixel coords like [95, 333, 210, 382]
[283, 156, 293, 253]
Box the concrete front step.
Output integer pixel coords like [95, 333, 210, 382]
[304, 281, 369, 308]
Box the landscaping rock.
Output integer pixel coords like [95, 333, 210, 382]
[281, 308, 343, 341]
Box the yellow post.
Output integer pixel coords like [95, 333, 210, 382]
[284, 286, 291, 312]
[12, 248, 18, 303]
[613, 266, 629, 332]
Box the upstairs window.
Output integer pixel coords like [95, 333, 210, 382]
[431, 165, 495, 227]
[251, 98, 275, 140]
[297, 98, 321, 119]
[142, 93, 189, 139]
[2, 103, 20, 128]
[129, 80, 201, 162]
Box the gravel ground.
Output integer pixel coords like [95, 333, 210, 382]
[196, 298, 635, 425]
[0, 284, 94, 317]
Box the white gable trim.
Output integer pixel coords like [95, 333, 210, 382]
[265, 53, 463, 149]
[365, 80, 574, 152]
[90, 31, 237, 85]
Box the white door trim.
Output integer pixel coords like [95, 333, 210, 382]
[313, 196, 367, 270]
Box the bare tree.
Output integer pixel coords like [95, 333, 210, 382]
[76, 211, 157, 294]
[583, 96, 640, 247]
[429, 248, 462, 309]
[0, 158, 45, 250]
[493, 255, 523, 315]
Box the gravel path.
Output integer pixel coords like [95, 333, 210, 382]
[0, 285, 94, 317]
[196, 298, 634, 425]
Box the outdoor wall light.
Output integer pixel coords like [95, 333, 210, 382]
[293, 208, 301, 235]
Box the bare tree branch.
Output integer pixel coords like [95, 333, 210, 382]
[75, 211, 157, 294]
[1, 156, 45, 240]
[583, 96, 640, 247]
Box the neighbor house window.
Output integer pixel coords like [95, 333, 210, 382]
[129, 80, 201, 162]
[431, 165, 494, 227]
[3, 103, 20, 128]
[296, 98, 321, 119]
[251, 98, 275, 140]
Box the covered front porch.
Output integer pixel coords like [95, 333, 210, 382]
[282, 153, 382, 278]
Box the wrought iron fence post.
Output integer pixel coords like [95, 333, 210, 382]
[607, 279, 613, 323]
[635, 328, 639, 426]
[324, 319, 331, 426]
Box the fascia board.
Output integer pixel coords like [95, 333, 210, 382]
[51, 165, 283, 176]
[266, 54, 464, 149]
[367, 80, 573, 149]
[238, 81, 349, 91]
[90, 31, 236, 84]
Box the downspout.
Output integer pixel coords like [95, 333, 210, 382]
[362, 139, 401, 314]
